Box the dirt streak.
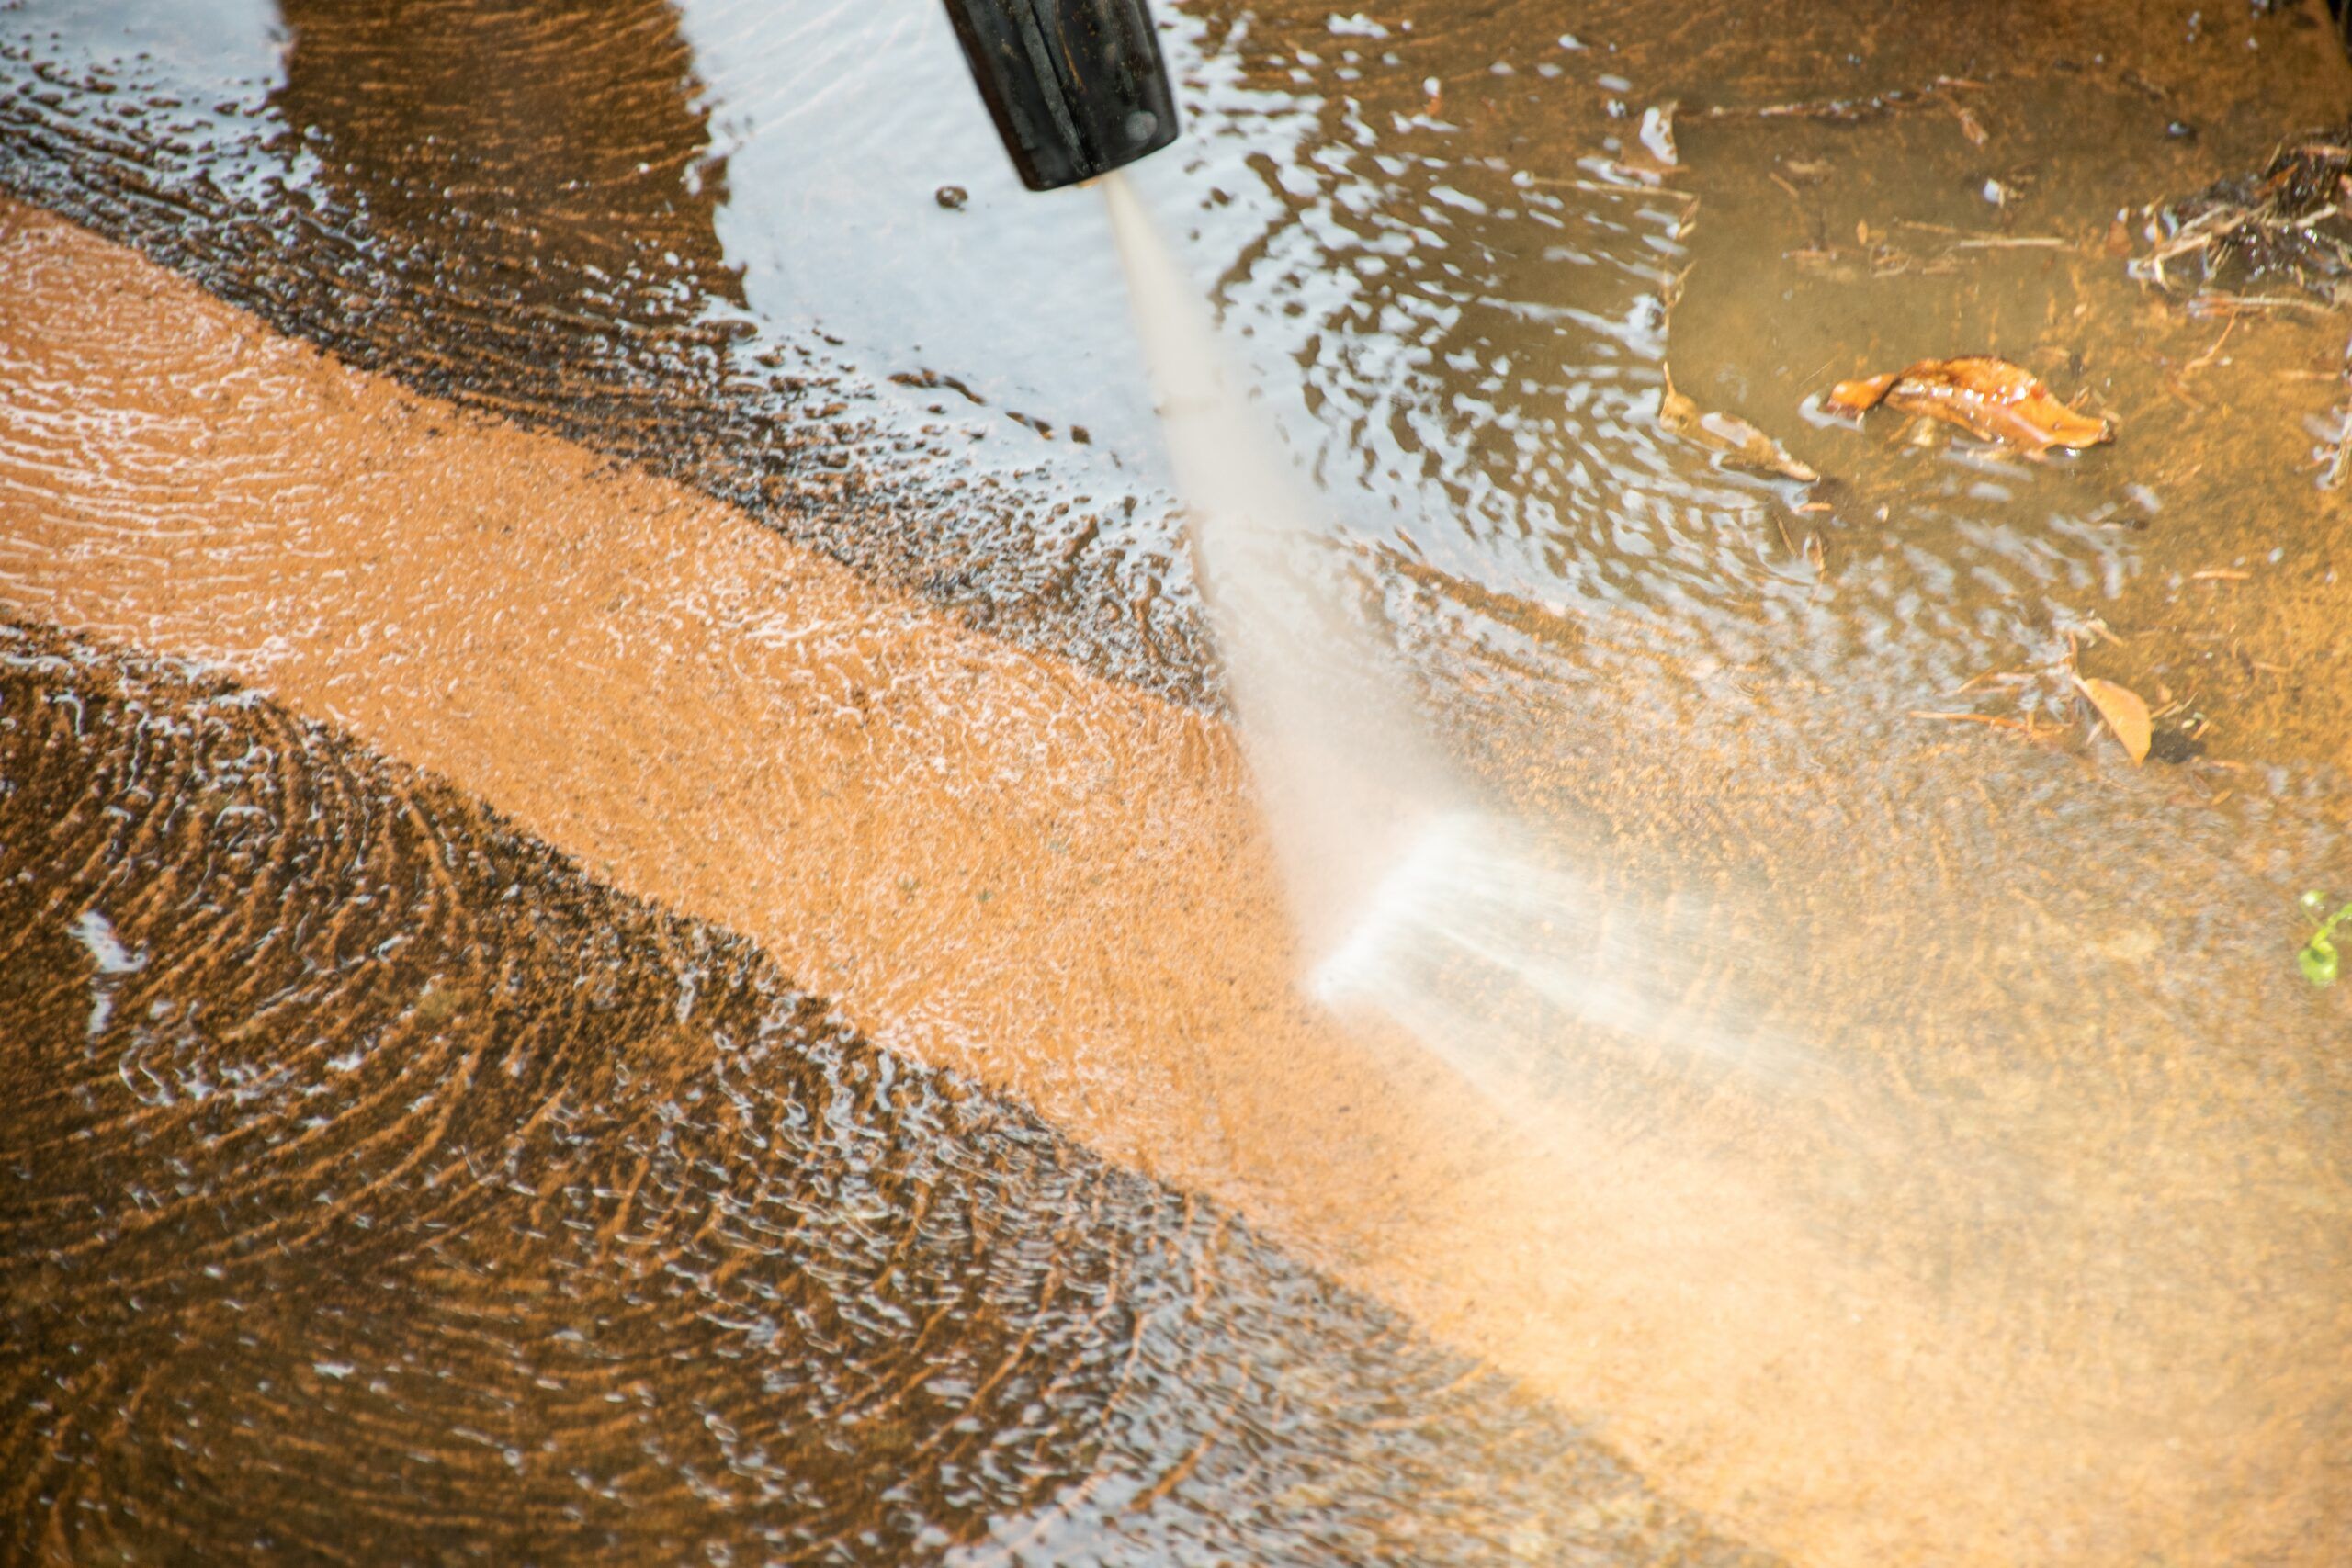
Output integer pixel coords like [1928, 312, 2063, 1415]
[0, 197, 2341, 1565]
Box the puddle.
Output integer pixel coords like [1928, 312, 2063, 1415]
[8, 0, 2349, 748]
[5, 0, 2352, 1561]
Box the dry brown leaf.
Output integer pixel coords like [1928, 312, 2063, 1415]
[1659, 372, 1819, 482]
[1824, 356, 2112, 453]
[2075, 675, 2151, 764]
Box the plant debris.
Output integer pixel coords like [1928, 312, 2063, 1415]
[1701, 74, 1987, 125]
[2135, 124, 2352, 303]
[1658, 370, 1818, 481]
[1825, 356, 2114, 453]
[1907, 627, 2185, 769]
[2299, 891, 2351, 987]
[2075, 675, 2152, 764]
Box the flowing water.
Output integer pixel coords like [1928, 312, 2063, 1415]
[1104, 168, 1451, 953]
[1103, 168, 1813, 1121]
[5, 0, 2352, 1562]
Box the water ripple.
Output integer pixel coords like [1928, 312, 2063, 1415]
[0, 620, 1768, 1565]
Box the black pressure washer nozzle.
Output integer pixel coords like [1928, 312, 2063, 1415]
[942, 0, 1180, 191]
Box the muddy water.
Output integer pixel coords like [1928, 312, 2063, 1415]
[0, 622, 1763, 1565]
[9, 0, 2346, 745]
[14, 0, 2352, 742]
[4, 0, 2352, 1563]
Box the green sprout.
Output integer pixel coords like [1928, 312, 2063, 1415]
[2298, 890, 2352, 987]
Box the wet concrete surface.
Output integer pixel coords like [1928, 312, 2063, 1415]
[0, 0, 1216, 701]
[6, 186, 2350, 1563]
[0, 620, 1770, 1565]
[0, 192, 1288, 1186]
[5, 0, 2352, 1562]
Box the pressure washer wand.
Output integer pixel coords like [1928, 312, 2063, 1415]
[940, 0, 1180, 190]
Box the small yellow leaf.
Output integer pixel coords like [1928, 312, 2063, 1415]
[2075, 676, 2151, 764]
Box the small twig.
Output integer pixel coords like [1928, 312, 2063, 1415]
[2182, 316, 2237, 377]
[1705, 75, 1989, 123]
[2185, 293, 2337, 318]
[1909, 710, 2030, 730]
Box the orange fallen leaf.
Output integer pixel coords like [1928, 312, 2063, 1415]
[1826, 372, 1900, 413]
[2075, 675, 2151, 764]
[1825, 356, 2113, 453]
